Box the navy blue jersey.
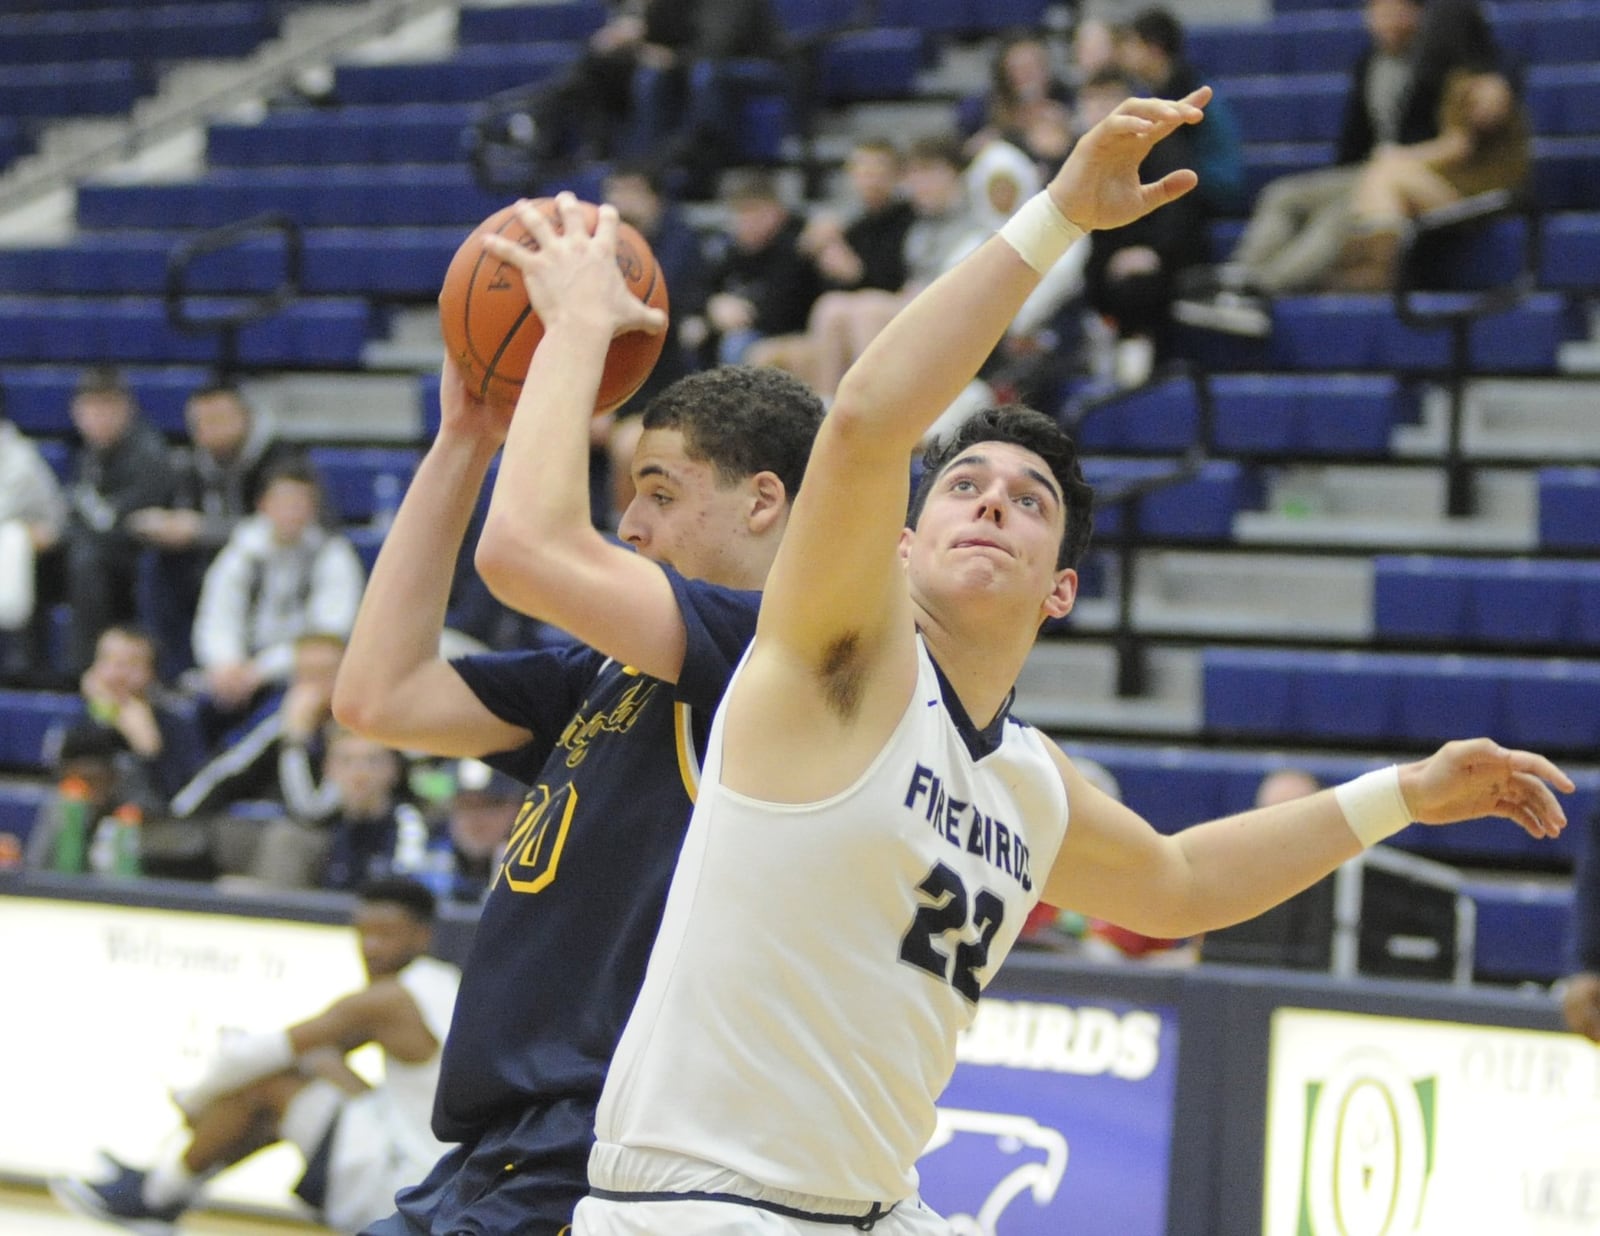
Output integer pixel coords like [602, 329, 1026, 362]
[433, 568, 760, 1142]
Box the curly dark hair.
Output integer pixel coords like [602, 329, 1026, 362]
[640, 366, 825, 502]
[358, 876, 437, 925]
[909, 405, 1095, 569]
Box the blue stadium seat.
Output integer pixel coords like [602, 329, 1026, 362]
[1072, 378, 1198, 453]
[301, 229, 461, 298]
[0, 690, 83, 772]
[331, 43, 583, 106]
[1533, 137, 1600, 210]
[1526, 63, 1600, 137]
[1540, 213, 1600, 288]
[1372, 555, 1471, 642]
[0, 3, 275, 66]
[309, 446, 422, 523]
[818, 29, 927, 103]
[1539, 467, 1600, 549]
[207, 105, 475, 168]
[1, 365, 209, 436]
[1082, 459, 1256, 541]
[455, 0, 606, 46]
[1210, 374, 1410, 455]
[1494, 1, 1600, 67]
[1466, 880, 1570, 985]
[770, 0, 861, 41]
[875, 0, 965, 35]
[0, 59, 142, 119]
[1219, 73, 1346, 144]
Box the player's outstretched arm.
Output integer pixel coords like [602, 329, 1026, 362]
[473, 195, 698, 683]
[756, 92, 1208, 667]
[1045, 736, 1571, 940]
[333, 359, 530, 757]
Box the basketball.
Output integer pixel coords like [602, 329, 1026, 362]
[438, 198, 669, 415]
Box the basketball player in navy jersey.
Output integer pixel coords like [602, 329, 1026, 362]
[573, 90, 1574, 1234]
[333, 199, 824, 1233]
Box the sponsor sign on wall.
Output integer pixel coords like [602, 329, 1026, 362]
[1265, 1007, 1600, 1235]
[917, 992, 1180, 1235]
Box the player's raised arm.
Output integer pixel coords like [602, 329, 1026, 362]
[333, 358, 530, 756]
[472, 194, 695, 682]
[755, 92, 1208, 666]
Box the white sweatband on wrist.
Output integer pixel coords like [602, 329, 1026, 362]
[1334, 766, 1412, 848]
[999, 192, 1086, 274]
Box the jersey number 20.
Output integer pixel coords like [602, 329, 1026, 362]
[898, 861, 1004, 1003]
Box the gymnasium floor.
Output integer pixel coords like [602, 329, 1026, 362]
[0, 1181, 334, 1235]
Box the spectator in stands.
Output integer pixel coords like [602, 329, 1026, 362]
[1116, 7, 1246, 214]
[745, 136, 915, 387]
[0, 400, 67, 680]
[190, 459, 365, 720]
[22, 722, 126, 872]
[1255, 767, 1323, 809]
[692, 169, 822, 368]
[795, 135, 988, 400]
[59, 366, 176, 677]
[249, 723, 428, 892]
[957, 30, 1077, 169]
[1333, 68, 1530, 290]
[527, 0, 785, 196]
[599, 163, 711, 522]
[78, 624, 207, 812]
[426, 757, 523, 904]
[1561, 805, 1600, 1042]
[1076, 67, 1207, 386]
[1174, 0, 1503, 332]
[51, 878, 461, 1236]
[167, 631, 346, 853]
[129, 383, 298, 680]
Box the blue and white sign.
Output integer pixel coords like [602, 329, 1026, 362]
[917, 992, 1180, 1235]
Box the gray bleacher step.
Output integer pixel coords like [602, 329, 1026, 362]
[1069, 551, 1373, 640]
[364, 306, 446, 371]
[1012, 642, 1202, 736]
[1559, 341, 1600, 374]
[812, 100, 968, 166]
[239, 372, 423, 443]
[1393, 379, 1600, 462]
[1233, 464, 1537, 552]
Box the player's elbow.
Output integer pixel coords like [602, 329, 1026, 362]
[330, 668, 382, 736]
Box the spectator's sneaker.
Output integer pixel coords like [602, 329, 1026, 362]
[49, 1157, 185, 1235]
[1172, 291, 1273, 338]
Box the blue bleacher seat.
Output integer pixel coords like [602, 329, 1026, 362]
[1072, 378, 1198, 454]
[1526, 63, 1600, 137]
[0, 691, 83, 773]
[1083, 459, 1256, 541]
[455, 1, 607, 46]
[1539, 213, 1600, 288]
[1, 365, 209, 436]
[770, 0, 861, 41]
[1533, 137, 1600, 210]
[1466, 880, 1571, 984]
[0, 59, 142, 119]
[1210, 374, 1410, 455]
[331, 43, 583, 106]
[207, 105, 476, 169]
[818, 28, 927, 103]
[1219, 73, 1347, 145]
[309, 446, 422, 523]
[1371, 556, 1600, 649]
[1539, 467, 1600, 549]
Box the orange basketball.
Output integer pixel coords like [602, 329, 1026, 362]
[438, 198, 669, 415]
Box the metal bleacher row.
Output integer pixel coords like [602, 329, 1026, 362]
[0, 0, 1596, 988]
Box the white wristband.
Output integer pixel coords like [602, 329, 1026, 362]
[998, 192, 1086, 274]
[1334, 766, 1413, 848]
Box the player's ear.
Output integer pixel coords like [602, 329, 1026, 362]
[746, 471, 786, 533]
[1042, 567, 1077, 621]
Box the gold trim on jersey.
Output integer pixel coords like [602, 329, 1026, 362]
[674, 702, 700, 801]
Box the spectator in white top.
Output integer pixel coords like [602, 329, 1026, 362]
[191, 459, 365, 718]
[0, 404, 67, 662]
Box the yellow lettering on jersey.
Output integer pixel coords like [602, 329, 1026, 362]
[495, 782, 579, 894]
[557, 679, 660, 769]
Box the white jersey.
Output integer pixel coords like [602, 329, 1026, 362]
[592, 638, 1069, 1206]
[323, 953, 462, 1231]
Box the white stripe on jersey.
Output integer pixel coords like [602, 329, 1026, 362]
[593, 637, 1069, 1205]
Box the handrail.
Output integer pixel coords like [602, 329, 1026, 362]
[164, 212, 303, 379]
[0, 0, 453, 218]
[1391, 188, 1540, 516]
[1061, 362, 1214, 696]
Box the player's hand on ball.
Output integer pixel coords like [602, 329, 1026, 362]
[438, 356, 512, 444]
[1398, 737, 1573, 838]
[483, 193, 667, 342]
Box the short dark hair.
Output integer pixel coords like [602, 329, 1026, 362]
[258, 457, 322, 495]
[909, 405, 1095, 569]
[904, 134, 967, 173]
[74, 365, 132, 403]
[187, 382, 250, 409]
[1083, 66, 1142, 98]
[1130, 9, 1184, 58]
[357, 876, 437, 925]
[640, 366, 825, 504]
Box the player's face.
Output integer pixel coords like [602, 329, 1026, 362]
[618, 428, 764, 588]
[904, 441, 1075, 622]
[353, 902, 429, 980]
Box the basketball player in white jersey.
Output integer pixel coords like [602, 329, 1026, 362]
[574, 87, 1574, 1235]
